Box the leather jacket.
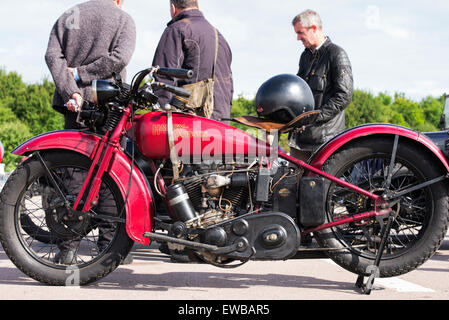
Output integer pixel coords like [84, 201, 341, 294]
[289, 37, 353, 151]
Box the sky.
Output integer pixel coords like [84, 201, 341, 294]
[0, 0, 448, 101]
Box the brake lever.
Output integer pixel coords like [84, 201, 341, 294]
[153, 81, 191, 99]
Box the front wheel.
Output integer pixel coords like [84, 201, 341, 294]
[0, 151, 134, 286]
[314, 137, 449, 277]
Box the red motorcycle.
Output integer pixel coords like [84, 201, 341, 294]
[0, 67, 447, 295]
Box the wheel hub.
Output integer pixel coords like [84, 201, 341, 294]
[45, 194, 91, 240]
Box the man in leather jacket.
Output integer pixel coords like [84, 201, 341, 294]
[289, 10, 353, 161]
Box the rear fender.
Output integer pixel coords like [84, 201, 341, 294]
[309, 124, 449, 173]
[12, 130, 154, 245]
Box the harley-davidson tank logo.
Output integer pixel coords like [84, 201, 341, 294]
[152, 124, 209, 138]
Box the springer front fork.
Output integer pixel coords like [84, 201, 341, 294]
[74, 106, 132, 213]
[36, 105, 132, 219]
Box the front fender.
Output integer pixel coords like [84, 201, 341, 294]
[0, 140, 4, 163]
[310, 124, 449, 172]
[13, 130, 154, 245]
[13, 130, 100, 159]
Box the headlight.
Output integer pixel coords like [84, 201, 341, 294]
[92, 80, 120, 105]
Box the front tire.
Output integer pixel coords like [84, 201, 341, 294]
[314, 137, 449, 277]
[0, 151, 134, 285]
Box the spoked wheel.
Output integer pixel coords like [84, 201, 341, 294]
[315, 137, 449, 277]
[19, 180, 58, 244]
[0, 151, 134, 286]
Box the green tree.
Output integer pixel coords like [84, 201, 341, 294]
[346, 90, 391, 128]
[0, 120, 32, 171]
[230, 95, 257, 131]
[0, 69, 64, 135]
[231, 95, 256, 117]
[346, 91, 443, 132]
[0, 102, 18, 123]
[0, 69, 64, 170]
[419, 95, 443, 130]
[391, 94, 429, 131]
[0, 69, 26, 101]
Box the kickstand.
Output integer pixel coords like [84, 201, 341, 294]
[355, 212, 395, 295]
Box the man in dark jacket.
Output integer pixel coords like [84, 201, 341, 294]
[289, 9, 353, 161]
[152, 0, 234, 121]
[45, 0, 136, 129]
[44, 0, 136, 265]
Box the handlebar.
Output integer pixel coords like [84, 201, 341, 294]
[130, 66, 193, 98]
[154, 82, 191, 98]
[157, 67, 194, 80]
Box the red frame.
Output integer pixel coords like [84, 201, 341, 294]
[279, 151, 388, 235]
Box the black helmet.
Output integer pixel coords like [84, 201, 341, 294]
[255, 74, 315, 123]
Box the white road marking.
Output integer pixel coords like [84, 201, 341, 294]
[323, 259, 434, 293]
[375, 278, 434, 293]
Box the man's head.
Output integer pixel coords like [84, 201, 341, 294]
[170, 0, 199, 18]
[292, 10, 325, 50]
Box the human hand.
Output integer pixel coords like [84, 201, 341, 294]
[66, 93, 83, 112]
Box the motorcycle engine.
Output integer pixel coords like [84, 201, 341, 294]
[180, 164, 253, 227]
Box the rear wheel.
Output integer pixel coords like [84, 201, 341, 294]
[0, 151, 134, 285]
[315, 137, 449, 277]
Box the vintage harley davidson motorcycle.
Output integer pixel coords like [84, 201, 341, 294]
[0, 67, 448, 295]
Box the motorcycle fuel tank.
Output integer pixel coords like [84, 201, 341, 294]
[134, 112, 274, 164]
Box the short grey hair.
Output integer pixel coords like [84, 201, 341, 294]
[292, 9, 323, 29]
[170, 0, 198, 10]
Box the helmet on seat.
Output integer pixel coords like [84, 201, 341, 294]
[255, 74, 315, 123]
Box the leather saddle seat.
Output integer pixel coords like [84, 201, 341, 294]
[232, 110, 321, 133]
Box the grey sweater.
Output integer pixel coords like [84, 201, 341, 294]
[45, 0, 136, 108]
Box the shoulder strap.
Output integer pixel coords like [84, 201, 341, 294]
[211, 28, 218, 79]
[167, 110, 180, 181]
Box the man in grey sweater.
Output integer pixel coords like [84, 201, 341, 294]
[44, 0, 136, 265]
[45, 0, 136, 129]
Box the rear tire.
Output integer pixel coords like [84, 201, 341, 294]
[314, 137, 449, 277]
[0, 151, 134, 286]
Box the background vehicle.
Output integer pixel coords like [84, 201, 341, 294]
[424, 94, 449, 162]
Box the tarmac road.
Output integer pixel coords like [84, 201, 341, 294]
[0, 233, 448, 303]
